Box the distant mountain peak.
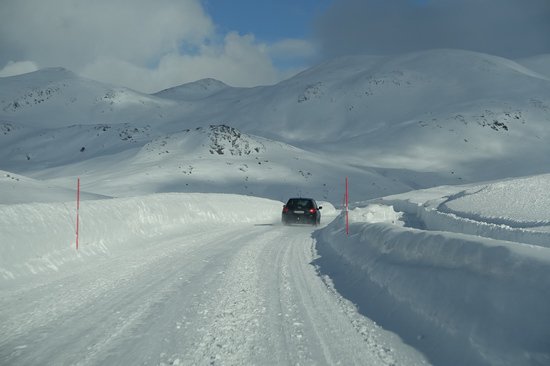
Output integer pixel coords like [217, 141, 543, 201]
[21, 67, 77, 79]
[153, 78, 229, 101]
[194, 78, 228, 87]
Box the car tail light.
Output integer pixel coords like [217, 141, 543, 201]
[309, 208, 316, 214]
[283, 206, 289, 213]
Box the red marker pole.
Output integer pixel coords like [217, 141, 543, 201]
[345, 177, 349, 236]
[76, 177, 80, 250]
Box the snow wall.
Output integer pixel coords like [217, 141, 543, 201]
[384, 197, 550, 249]
[314, 209, 550, 366]
[0, 193, 282, 282]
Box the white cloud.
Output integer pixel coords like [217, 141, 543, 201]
[81, 32, 281, 93]
[0, 0, 213, 69]
[0, 61, 39, 77]
[0, 0, 316, 92]
[269, 39, 318, 60]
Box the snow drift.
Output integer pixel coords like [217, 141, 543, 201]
[315, 175, 550, 366]
[380, 174, 550, 248]
[0, 193, 282, 282]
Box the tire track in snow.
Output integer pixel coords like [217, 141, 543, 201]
[279, 229, 404, 365]
[185, 228, 281, 365]
[0, 226, 242, 366]
[1, 221, 429, 365]
[183, 224, 425, 365]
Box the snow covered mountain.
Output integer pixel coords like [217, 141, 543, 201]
[0, 67, 175, 128]
[2, 49, 550, 203]
[517, 54, 550, 79]
[7, 123, 408, 202]
[153, 78, 229, 101]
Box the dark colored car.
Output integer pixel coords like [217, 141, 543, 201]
[282, 198, 322, 226]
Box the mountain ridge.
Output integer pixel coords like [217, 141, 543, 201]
[1, 48, 549, 202]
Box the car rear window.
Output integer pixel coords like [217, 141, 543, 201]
[286, 199, 314, 209]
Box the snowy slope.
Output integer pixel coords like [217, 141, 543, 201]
[0, 170, 107, 204]
[156, 49, 550, 180]
[25, 124, 411, 202]
[0, 67, 176, 128]
[517, 54, 550, 80]
[0, 120, 154, 172]
[2, 49, 550, 201]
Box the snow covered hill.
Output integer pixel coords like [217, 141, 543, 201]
[0, 170, 107, 204]
[0, 67, 175, 128]
[2, 49, 550, 203]
[153, 78, 229, 101]
[48, 124, 417, 201]
[518, 54, 550, 80]
[151, 49, 550, 181]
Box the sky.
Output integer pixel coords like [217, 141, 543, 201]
[315, 0, 550, 59]
[1, 0, 549, 93]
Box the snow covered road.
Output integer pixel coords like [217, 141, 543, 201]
[0, 216, 427, 365]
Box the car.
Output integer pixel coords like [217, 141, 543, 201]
[281, 198, 322, 226]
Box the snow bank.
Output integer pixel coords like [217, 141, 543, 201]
[380, 174, 550, 248]
[441, 175, 550, 224]
[0, 170, 107, 204]
[347, 203, 404, 225]
[315, 203, 550, 365]
[318, 201, 338, 216]
[0, 193, 281, 282]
